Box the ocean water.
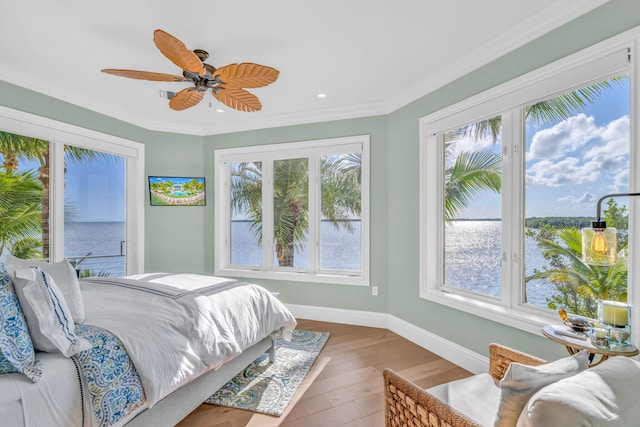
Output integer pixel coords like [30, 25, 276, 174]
[65, 222, 125, 277]
[67, 220, 555, 307]
[231, 220, 362, 270]
[445, 221, 555, 308]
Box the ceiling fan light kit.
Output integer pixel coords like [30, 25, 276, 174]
[102, 29, 279, 112]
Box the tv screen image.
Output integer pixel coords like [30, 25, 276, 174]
[148, 176, 206, 206]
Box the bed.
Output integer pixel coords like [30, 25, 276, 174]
[0, 262, 297, 427]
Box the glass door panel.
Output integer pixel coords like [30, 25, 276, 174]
[64, 147, 125, 277]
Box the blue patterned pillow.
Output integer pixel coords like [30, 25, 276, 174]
[0, 262, 42, 382]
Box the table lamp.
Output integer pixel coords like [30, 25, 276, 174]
[581, 192, 640, 266]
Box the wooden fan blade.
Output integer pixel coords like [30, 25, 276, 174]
[214, 63, 279, 88]
[213, 87, 262, 112]
[169, 87, 205, 111]
[101, 69, 187, 82]
[153, 29, 205, 76]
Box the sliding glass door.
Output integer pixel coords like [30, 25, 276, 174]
[0, 107, 144, 276]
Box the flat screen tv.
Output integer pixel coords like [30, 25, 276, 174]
[148, 176, 206, 206]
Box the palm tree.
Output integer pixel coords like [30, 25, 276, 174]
[529, 227, 628, 318]
[0, 132, 112, 259]
[231, 155, 361, 267]
[443, 140, 501, 221]
[444, 78, 627, 220]
[0, 168, 42, 258]
[462, 77, 627, 143]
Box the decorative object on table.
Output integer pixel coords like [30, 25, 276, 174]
[581, 192, 640, 266]
[102, 29, 279, 112]
[206, 329, 329, 416]
[558, 309, 593, 332]
[590, 326, 610, 349]
[148, 176, 205, 206]
[541, 325, 639, 368]
[597, 300, 632, 349]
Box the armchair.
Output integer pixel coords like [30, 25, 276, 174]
[383, 343, 546, 427]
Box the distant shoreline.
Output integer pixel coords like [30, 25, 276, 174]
[453, 217, 594, 229]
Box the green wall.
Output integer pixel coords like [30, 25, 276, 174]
[1, 0, 639, 361]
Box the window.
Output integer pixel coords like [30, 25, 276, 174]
[0, 106, 145, 275]
[215, 135, 370, 285]
[420, 42, 637, 334]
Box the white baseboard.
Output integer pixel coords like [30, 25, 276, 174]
[285, 303, 489, 374]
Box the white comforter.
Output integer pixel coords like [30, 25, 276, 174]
[80, 273, 297, 406]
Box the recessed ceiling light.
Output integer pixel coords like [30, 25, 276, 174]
[215, 108, 224, 113]
[317, 93, 327, 99]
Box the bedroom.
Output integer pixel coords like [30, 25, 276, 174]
[1, 0, 640, 425]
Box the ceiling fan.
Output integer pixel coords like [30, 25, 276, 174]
[102, 29, 279, 112]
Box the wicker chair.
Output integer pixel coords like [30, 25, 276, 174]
[383, 343, 547, 427]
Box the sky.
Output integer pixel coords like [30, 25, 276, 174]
[452, 77, 630, 219]
[65, 156, 125, 222]
[13, 154, 126, 222]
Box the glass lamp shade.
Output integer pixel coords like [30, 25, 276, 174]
[581, 226, 617, 265]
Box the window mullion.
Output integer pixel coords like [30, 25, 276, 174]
[503, 109, 526, 308]
[307, 156, 319, 273]
[49, 141, 65, 262]
[262, 160, 275, 271]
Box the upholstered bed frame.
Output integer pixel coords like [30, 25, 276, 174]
[127, 334, 275, 426]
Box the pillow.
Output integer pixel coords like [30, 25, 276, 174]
[5, 255, 85, 323]
[517, 356, 640, 427]
[494, 349, 589, 427]
[11, 267, 91, 357]
[0, 262, 42, 382]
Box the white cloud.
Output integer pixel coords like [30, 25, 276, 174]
[527, 114, 596, 161]
[584, 115, 629, 158]
[525, 114, 629, 187]
[577, 192, 596, 204]
[526, 157, 599, 186]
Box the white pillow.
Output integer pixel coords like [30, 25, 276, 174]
[495, 349, 589, 427]
[11, 267, 91, 357]
[517, 356, 640, 427]
[5, 255, 85, 323]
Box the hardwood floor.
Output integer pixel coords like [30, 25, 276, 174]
[177, 319, 472, 427]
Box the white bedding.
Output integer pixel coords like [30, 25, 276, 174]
[2, 352, 85, 427]
[81, 273, 297, 406]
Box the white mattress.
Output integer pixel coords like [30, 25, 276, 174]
[0, 352, 84, 427]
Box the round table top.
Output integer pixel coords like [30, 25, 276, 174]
[542, 324, 639, 357]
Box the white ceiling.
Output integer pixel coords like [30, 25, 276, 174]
[0, 0, 607, 136]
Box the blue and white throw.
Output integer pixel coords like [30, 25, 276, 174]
[73, 324, 146, 427]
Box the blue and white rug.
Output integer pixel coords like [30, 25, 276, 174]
[205, 330, 330, 416]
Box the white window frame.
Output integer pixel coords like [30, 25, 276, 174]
[0, 106, 145, 274]
[214, 135, 370, 286]
[419, 28, 640, 339]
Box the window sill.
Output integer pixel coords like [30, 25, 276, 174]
[421, 288, 557, 336]
[215, 266, 369, 286]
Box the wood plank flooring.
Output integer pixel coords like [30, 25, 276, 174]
[177, 319, 472, 427]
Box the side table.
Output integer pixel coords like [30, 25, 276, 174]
[541, 324, 639, 367]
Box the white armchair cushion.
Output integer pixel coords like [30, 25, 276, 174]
[517, 356, 640, 427]
[426, 372, 501, 426]
[495, 349, 589, 427]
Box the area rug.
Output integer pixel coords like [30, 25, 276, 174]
[205, 330, 330, 416]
